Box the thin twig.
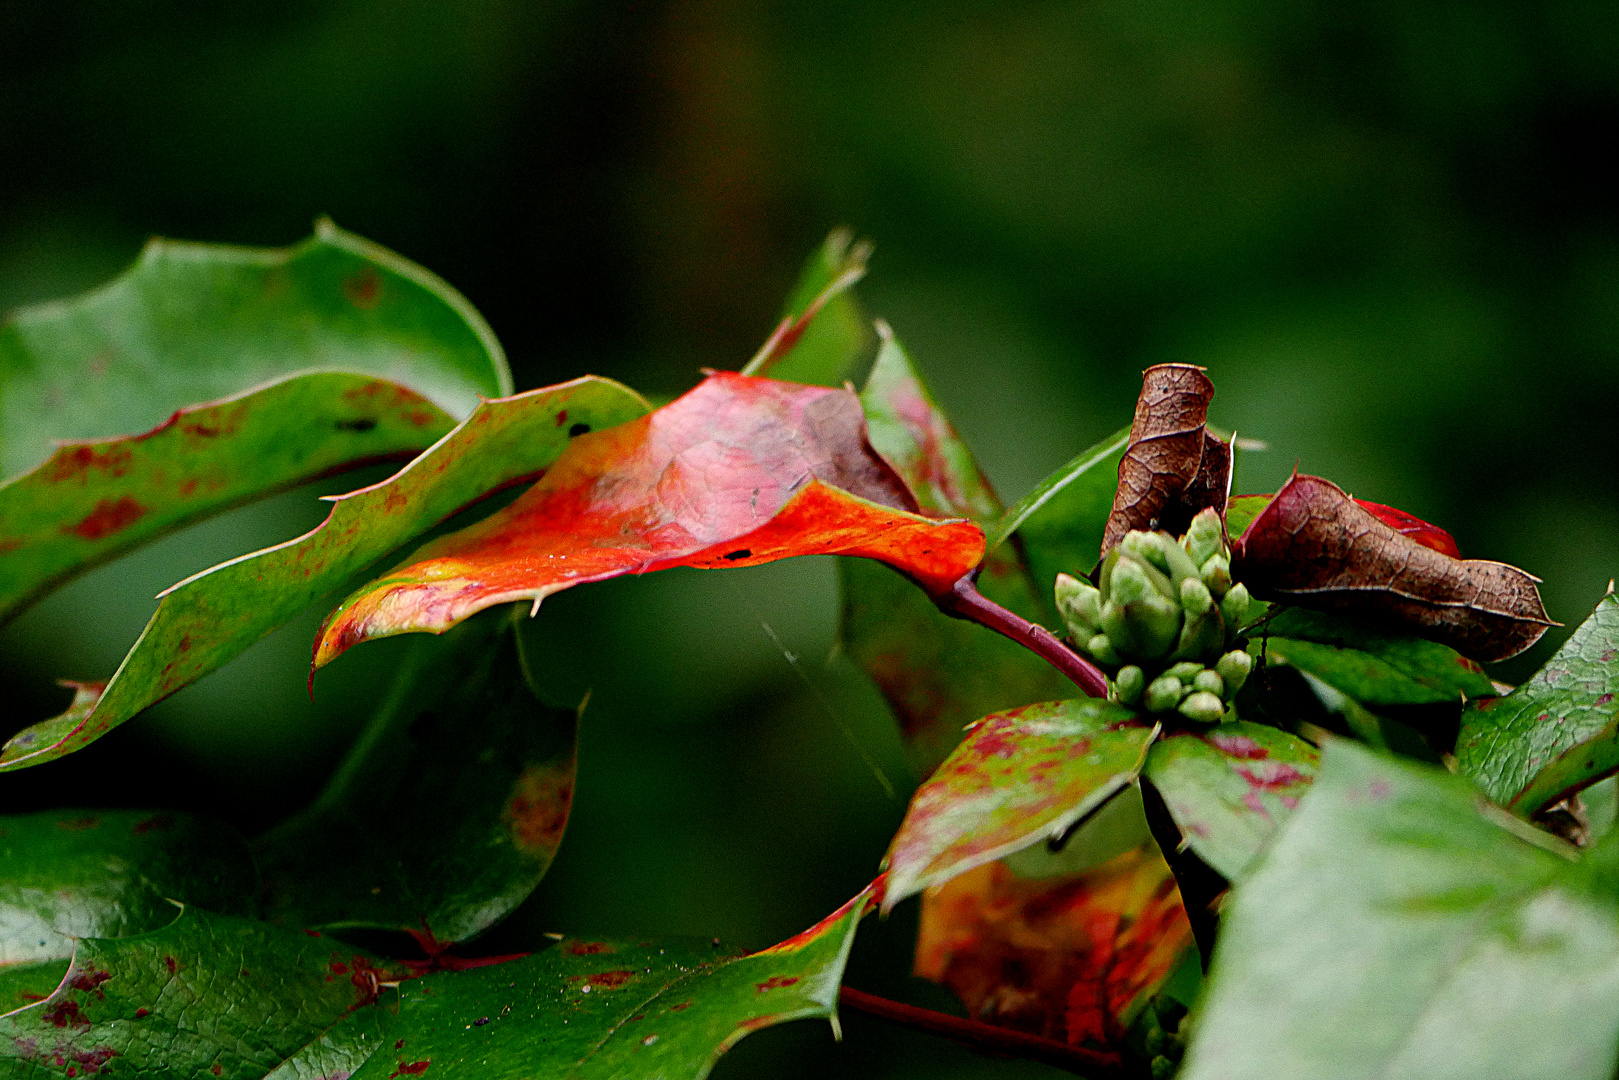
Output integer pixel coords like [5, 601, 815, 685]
[1140, 777, 1226, 972]
[933, 574, 1110, 698]
[838, 987, 1124, 1078]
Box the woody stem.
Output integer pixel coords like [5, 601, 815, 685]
[934, 574, 1109, 698]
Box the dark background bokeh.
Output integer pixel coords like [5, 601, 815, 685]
[2, 3, 1616, 1076]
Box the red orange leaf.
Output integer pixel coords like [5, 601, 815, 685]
[315, 372, 985, 667]
[915, 845, 1194, 1052]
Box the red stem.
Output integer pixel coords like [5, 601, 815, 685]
[838, 987, 1123, 1077]
[934, 574, 1109, 698]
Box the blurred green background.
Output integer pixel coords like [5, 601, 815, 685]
[2, 2, 1616, 1076]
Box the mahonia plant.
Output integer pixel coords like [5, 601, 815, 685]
[1, 224, 1617, 1080]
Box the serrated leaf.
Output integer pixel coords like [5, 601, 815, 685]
[882, 700, 1158, 911]
[1181, 739, 1619, 1080]
[740, 228, 874, 387]
[0, 376, 648, 772]
[316, 372, 985, 668]
[0, 372, 454, 625]
[1233, 473, 1554, 662]
[992, 426, 1128, 594]
[842, 330, 1068, 772]
[0, 809, 255, 965]
[347, 883, 877, 1080]
[0, 907, 407, 1080]
[1142, 722, 1319, 880]
[0, 218, 509, 483]
[254, 607, 576, 941]
[1457, 590, 1619, 816]
[916, 844, 1192, 1053]
[1257, 607, 1496, 708]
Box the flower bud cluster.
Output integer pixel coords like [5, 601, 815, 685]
[1055, 508, 1253, 723]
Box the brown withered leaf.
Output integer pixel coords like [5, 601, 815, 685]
[915, 845, 1194, 1054]
[1101, 364, 1229, 556]
[1232, 473, 1554, 662]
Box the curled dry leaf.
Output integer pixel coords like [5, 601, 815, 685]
[1101, 364, 1230, 557]
[315, 372, 986, 667]
[1352, 498, 1461, 558]
[1233, 473, 1553, 663]
[916, 845, 1193, 1053]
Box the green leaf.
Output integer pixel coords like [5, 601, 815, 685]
[991, 426, 1129, 596]
[841, 331, 1069, 772]
[739, 228, 873, 387]
[1142, 722, 1319, 880]
[0, 959, 71, 1012]
[0, 376, 649, 772]
[1182, 739, 1619, 1080]
[347, 885, 876, 1080]
[1457, 590, 1619, 815]
[0, 808, 255, 965]
[1223, 492, 1271, 539]
[0, 217, 509, 482]
[882, 699, 1158, 911]
[0, 907, 407, 1080]
[1258, 606, 1496, 707]
[0, 372, 455, 625]
[254, 607, 578, 941]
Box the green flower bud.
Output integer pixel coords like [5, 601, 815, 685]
[1145, 675, 1184, 713]
[1169, 605, 1226, 663]
[1099, 600, 1141, 656]
[1178, 690, 1226, 723]
[1183, 507, 1226, 567]
[1124, 530, 1201, 590]
[1165, 660, 1205, 682]
[1054, 572, 1103, 637]
[1194, 668, 1225, 696]
[1085, 632, 1121, 666]
[1129, 594, 1184, 659]
[1221, 581, 1251, 627]
[1200, 554, 1232, 598]
[1108, 556, 1155, 607]
[1179, 576, 1213, 616]
[1113, 544, 1178, 603]
[1216, 649, 1253, 697]
[1114, 664, 1145, 705]
[1145, 1028, 1171, 1057]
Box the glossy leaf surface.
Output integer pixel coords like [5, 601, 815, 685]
[995, 427, 1128, 592]
[1143, 722, 1319, 880]
[1183, 740, 1619, 1080]
[255, 607, 577, 940]
[317, 372, 984, 667]
[0, 808, 255, 965]
[741, 228, 873, 387]
[0, 376, 648, 771]
[1101, 364, 1229, 555]
[883, 699, 1157, 910]
[347, 884, 876, 1080]
[1233, 473, 1553, 662]
[842, 331, 1068, 771]
[0, 218, 508, 482]
[1258, 607, 1496, 708]
[1221, 493, 1271, 541]
[916, 844, 1192, 1052]
[0, 372, 453, 625]
[1353, 498, 1461, 558]
[0, 907, 405, 1080]
[1458, 590, 1619, 815]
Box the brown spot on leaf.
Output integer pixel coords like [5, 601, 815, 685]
[506, 766, 574, 854]
[390, 1061, 431, 1077]
[589, 970, 636, 989]
[64, 497, 145, 541]
[43, 1000, 89, 1029]
[755, 976, 799, 992]
[346, 269, 382, 310]
[56, 816, 99, 831]
[568, 941, 613, 956]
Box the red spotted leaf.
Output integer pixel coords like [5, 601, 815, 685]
[915, 845, 1194, 1053]
[1142, 722, 1319, 880]
[316, 372, 985, 667]
[1101, 364, 1230, 556]
[1232, 473, 1553, 662]
[881, 699, 1158, 910]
